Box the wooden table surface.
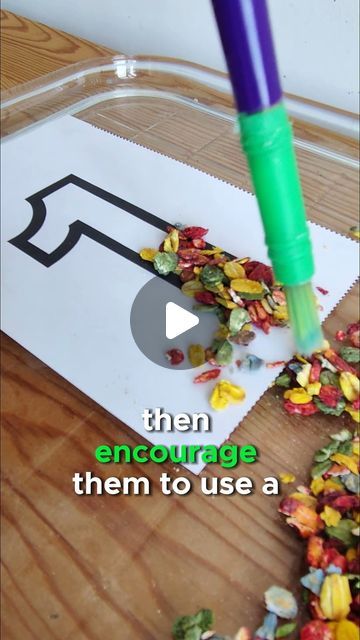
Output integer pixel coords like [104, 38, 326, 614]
[1, 9, 359, 640]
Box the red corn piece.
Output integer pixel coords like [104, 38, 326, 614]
[316, 286, 329, 295]
[353, 398, 360, 410]
[247, 303, 258, 322]
[178, 260, 193, 269]
[346, 322, 360, 347]
[193, 369, 221, 384]
[309, 360, 322, 383]
[320, 547, 347, 572]
[318, 384, 342, 408]
[208, 257, 225, 266]
[307, 536, 324, 568]
[329, 494, 359, 511]
[279, 497, 301, 516]
[302, 622, 333, 640]
[335, 329, 347, 342]
[182, 226, 208, 239]
[284, 400, 319, 416]
[165, 349, 184, 365]
[324, 348, 358, 374]
[192, 238, 206, 249]
[180, 268, 195, 283]
[244, 260, 274, 286]
[266, 360, 286, 368]
[348, 558, 360, 574]
[300, 620, 332, 639]
[178, 239, 195, 250]
[347, 321, 360, 335]
[350, 594, 360, 615]
[260, 319, 271, 334]
[177, 249, 209, 265]
[350, 329, 360, 348]
[316, 491, 346, 510]
[324, 463, 349, 477]
[308, 595, 327, 622]
[254, 300, 268, 321]
[300, 620, 334, 640]
[194, 290, 217, 305]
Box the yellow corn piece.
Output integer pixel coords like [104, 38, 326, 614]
[284, 388, 312, 404]
[200, 247, 224, 255]
[215, 297, 237, 309]
[188, 344, 206, 368]
[353, 511, 360, 524]
[223, 261, 245, 279]
[215, 324, 230, 340]
[320, 574, 352, 621]
[345, 405, 360, 423]
[295, 353, 309, 364]
[181, 280, 204, 297]
[163, 229, 179, 253]
[216, 288, 231, 300]
[289, 492, 317, 508]
[311, 477, 325, 496]
[204, 283, 224, 293]
[339, 372, 360, 402]
[330, 453, 359, 476]
[140, 248, 157, 262]
[350, 228, 360, 240]
[296, 362, 312, 387]
[334, 620, 360, 640]
[307, 382, 322, 396]
[279, 472, 295, 484]
[320, 506, 341, 527]
[210, 380, 245, 411]
[273, 306, 289, 323]
[324, 479, 345, 493]
[353, 441, 359, 456]
[346, 548, 357, 563]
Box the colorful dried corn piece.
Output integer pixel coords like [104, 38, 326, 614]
[275, 323, 360, 423]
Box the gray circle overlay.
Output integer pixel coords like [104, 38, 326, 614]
[130, 276, 218, 370]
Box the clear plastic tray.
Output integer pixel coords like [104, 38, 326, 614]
[2, 55, 358, 228]
[1, 56, 359, 638]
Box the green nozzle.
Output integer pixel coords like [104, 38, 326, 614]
[238, 103, 314, 287]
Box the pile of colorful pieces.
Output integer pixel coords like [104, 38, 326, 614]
[274, 323, 359, 423]
[279, 428, 359, 639]
[140, 223, 288, 359]
[172, 429, 359, 640]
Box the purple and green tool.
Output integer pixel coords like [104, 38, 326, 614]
[211, 0, 323, 354]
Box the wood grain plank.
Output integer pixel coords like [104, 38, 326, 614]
[0, 10, 114, 91]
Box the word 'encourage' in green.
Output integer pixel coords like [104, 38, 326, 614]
[95, 443, 258, 469]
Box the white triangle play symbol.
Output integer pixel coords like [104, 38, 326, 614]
[166, 302, 199, 340]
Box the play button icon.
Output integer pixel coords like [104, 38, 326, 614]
[165, 302, 199, 339]
[130, 276, 217, 370]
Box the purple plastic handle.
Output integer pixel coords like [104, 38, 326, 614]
[211, 0, 282, 113]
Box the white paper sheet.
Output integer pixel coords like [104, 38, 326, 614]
[1, 115, 358, 473]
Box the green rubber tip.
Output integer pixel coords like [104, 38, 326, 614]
[238, 104, 315, 287]
[285, 282, 323, 355]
